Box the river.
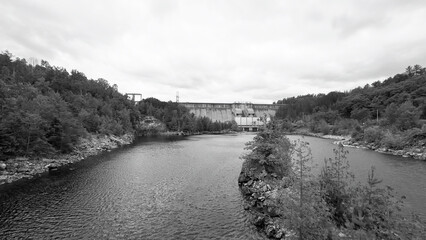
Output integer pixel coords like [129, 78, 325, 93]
[0, 134, 425, 239]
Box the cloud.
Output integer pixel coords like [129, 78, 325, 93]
[1, 0, 426, 104]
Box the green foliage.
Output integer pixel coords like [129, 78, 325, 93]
[0, 51, 139, 159]
[350, 107, 371, 123]
[319, 144, 354, 227]
[317, 144, 426, 239]
[240, 125, 425, 238]
[242, 122, 292, 178]
[363, 126, 384, 145]
[380, 130, 405, 150]
[333, 118, 360, 136]
[289, 140, 331, 239]
[309, 119, 330, 135]
[275, 65, 425, 150]
[395, 101, 421, 130]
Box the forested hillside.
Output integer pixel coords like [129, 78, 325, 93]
[276, 65, 426, 122]
[275, 65, 426, 154]
[0, 51, 141, 160]
[0, 51, 236, 161]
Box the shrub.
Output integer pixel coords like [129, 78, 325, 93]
[309, 119, 330, 134]
[380, 130, 405, 150]
[363, 126, 384, 144]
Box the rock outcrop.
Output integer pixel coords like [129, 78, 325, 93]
[238, 160, 291, 239]
[136, 116, 167, 136]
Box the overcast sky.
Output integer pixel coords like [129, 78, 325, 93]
[1, 0, 426, 103]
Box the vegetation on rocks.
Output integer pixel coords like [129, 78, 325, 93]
[238, 122, 425, 239]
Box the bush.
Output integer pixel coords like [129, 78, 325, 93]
[309, 119, 330, 134]
[333, 118, 361, 136]
[363, 126, 384, 144]
[380, 130, 405, 150]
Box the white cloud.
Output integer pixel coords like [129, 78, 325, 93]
[1, 0, 426, 104]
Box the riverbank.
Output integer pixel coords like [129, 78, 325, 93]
[337, 138, 426, 160]
[0, 133, 135, 186]
[286, 128, 426, 160]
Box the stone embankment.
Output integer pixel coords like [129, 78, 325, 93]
[0, 133, 134, 186]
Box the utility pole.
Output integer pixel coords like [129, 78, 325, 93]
[376, 109, 379, 124]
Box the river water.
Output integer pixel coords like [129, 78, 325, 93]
[0, 134, 425, 239]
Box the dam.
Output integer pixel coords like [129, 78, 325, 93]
[180, 102, 283, 131]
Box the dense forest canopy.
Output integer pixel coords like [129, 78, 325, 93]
[276, 65, 426, 122]
[0, 51, 235, 160]
[0, 51, 140, 159]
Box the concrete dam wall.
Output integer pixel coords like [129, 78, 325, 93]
[189, 108, 234, 122]
[180, 102, 282, 125]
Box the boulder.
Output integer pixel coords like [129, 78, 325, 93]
[17, 167, 30, 173]
[274, 228, 285, 239]
[252, 215, 266, 228]
[238, 172, 251, 185]
[47, 163, 61, 175]
[265, 224, 277, 238]
[240, 185, 252, 196]
[0, 162, 6, 170]
[266, 206, 281, 217]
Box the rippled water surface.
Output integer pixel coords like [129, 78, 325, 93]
[0, 134, 264, 239]
[1, 134, 426, 239]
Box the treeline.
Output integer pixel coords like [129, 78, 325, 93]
[0, 51, 236, 160]
[137, 97, 238, 133]
[275, 65, 426, 150]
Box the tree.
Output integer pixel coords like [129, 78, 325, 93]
[350, 108, 370, 123]
[413, 64, 423, 75]
[242, 122, 292, 178]
[395, 101, 420, 130]
[406, 66, 414, 76]
[319, 144, 354, 227]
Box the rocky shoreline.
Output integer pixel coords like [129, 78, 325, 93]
[0, 133, 135, 187]
[286, 130, 426, 161]
[238, 174, 291, 239]
[336, 138, 426, 160]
